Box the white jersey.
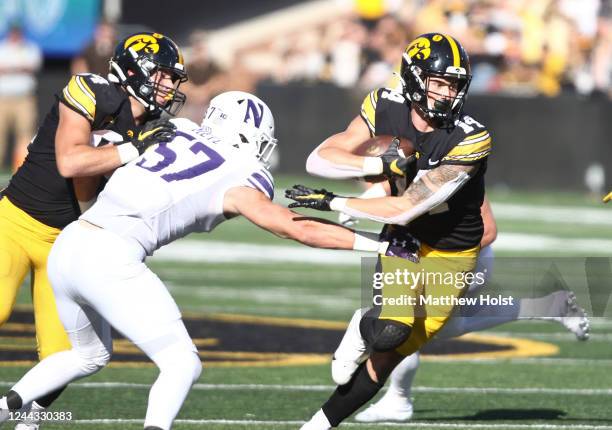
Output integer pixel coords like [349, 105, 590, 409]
[82, 119, 274, 256]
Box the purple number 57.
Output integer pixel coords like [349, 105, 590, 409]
[136, 131, 225, 182]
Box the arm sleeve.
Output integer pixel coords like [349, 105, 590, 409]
[305, 144, 373, 179]
[334, 170, 471, 225]
[305, 88, 383, 179]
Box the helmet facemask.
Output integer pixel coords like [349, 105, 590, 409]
[400, 52, 471, 129]
[120, 48, 187, 116]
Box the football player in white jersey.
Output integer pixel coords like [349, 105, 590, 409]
[0, 91, 411, 430]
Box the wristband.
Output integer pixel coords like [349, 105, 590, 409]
[362, 156, 383, 175]
[116, 142, 140, 165]
[353, 231, 389, 254]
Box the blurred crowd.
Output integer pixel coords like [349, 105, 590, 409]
[237, 0, 612, 98]
[181, 0, 612, 120]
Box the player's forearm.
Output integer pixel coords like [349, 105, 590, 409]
[331, 165, 474, 225]
[307, 146, 382, 178]
[289, 219, 357, 249]
[331, 196, 415, 225]
[56, 144, 123, 178]
[289, 219, 387, 253]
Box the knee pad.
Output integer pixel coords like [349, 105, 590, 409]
[360, 313, 411, 352]
[179, 349, 203, 383]
[155, 345, 202, 384]
[76, 346, 111, 375]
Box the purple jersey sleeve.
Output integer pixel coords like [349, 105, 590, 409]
[245, 167, 274, 200]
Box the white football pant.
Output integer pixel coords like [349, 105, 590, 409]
[10, 222, 202, 430]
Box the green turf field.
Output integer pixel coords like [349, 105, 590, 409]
[1, 172, 611, 429]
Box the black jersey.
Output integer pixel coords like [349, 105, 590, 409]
[360, 87, 492, 250]
[5, 73, 139, 229]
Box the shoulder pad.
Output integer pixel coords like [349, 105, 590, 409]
[359, 88, 407, 135]
[444, 114, 491, 164]
[60, 73, 121, 125]
[359, 89, 381, 135]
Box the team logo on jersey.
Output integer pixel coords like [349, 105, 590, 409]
[124, 33, 162, 54]
[407, 37, 431, 60]
[244, 99, 264, 128]
[0, 308, 558, 368]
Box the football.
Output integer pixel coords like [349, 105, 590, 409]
[354, 135, 415, 182]
[353, 135, 415, 158]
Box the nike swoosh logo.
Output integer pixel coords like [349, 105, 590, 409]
[428, 159, 440, 166]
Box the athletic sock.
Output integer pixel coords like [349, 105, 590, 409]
[35, 386, 66, 408]
[384, 351, 419, 401]
[6, 390, 23, 410]
[322, 362, 385, 426]
[519, 291, 567, 319]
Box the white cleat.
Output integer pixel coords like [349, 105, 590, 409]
[555, 292, 590, 341]
[331, 309, 369, 385]
[299, 409, 332, 430]
[355, 398, 414, 422]
[1, 397, 10, 426]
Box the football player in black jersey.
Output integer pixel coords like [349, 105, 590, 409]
[0, 32, 186, 427]
[288, 33, 494, 429]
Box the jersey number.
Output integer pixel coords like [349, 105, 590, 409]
[454, 115, 484, 134]
[380, 90, 404, 104]
[136, 133, 225, 182]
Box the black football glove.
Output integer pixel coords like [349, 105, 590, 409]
[132, 119, 177, 154]
[380, 137, 415, 178]
[285, 184, 339, 211]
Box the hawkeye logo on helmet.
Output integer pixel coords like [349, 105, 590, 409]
[244, 99, 264, 128]
[124, 33, 162, 54]
[407, 37, 431, 60]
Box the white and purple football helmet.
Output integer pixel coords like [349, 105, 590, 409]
[201, 91, 277, 165]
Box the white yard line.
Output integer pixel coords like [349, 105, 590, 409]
[492, 203, 612, 226]
[152, 233, 612, 266]
[1, 381, 611, 395]
[29, 418, 612, 429]
[481, 331, 612, 341]
[494, 233, 612, 254]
